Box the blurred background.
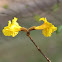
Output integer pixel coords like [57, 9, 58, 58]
[0, 0, 62, 62]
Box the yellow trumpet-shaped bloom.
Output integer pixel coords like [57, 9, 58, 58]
[2, 17, 22, 37]
[35, 17, 57, 37]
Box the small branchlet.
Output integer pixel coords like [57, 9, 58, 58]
[29, 26, 36, 31]
[21, 26, 51, 62]
[21, 27, 28, 32]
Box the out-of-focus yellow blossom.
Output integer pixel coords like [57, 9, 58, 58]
[2, 17, 22, 37]
[35, 17, 57, 37]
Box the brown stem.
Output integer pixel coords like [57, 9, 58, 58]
[29, 26, 36, 31]
[26, 31, 51, 62]
[21, 27, 51, 62]
[21, 27, 28, 32]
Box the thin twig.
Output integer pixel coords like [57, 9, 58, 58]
[21, 27, 51, 62]
[26, 31, 51, 62]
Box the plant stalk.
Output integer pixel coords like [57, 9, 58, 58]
[27, 31, 51, 62]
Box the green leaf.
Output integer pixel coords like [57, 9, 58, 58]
[3, 4, 8, 9]
[34, 15, 41, 23]
[56, 25, 62, 34]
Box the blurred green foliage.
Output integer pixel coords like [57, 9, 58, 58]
[52, 4, 59, 12]
[34, 15, 41, 22]
[25, 5, 29, 8]
[56, 25, 62, 34]
[3, 4, 8, 9]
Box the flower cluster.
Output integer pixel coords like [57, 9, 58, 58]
[2, 17, 57, 37]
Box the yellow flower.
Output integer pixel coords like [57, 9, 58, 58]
[2, 17, 22, 37]
[35, 17, 57, 37]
